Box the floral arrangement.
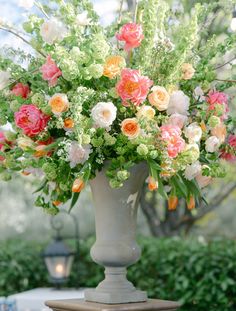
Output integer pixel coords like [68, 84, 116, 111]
[0, 0, 235, 214]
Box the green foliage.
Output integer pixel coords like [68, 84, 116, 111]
[1, 237, 236, 310]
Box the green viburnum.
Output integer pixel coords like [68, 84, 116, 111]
[137, 144, 149, 156]
[42, 162, 58, 181]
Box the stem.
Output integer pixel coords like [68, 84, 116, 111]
[0, 27, 46, 58]
[133, 0, 138, 23]
[117, 0, 124, 24]
[215, 78, 236, 83]
[34, 1, 50, 19]
[215, 56, 236, 70]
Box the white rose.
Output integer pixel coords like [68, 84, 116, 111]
[76, 12, 91, 26]
[18, 0, 34, 9]
[68, 142, 92, 168]
[0, 71, 11, 90]
[167, 113, 188, 129]
[136, 105, 155, 119]
[167, 90, 190, 116]
[40, 18, 67, 45]
[184, 161, 202, 181]
[194, 86, 205, 102]
[91, 102, 117, 129]
[184, 122, 202, 143]
[205, 136, 220, 153]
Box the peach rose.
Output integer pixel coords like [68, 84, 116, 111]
[49, 93, 69, 115]
[182, 63, 195, 80]
[72, 178, 85, 193]
[103, 55, 126, 79]
[211, 123, 226, 144]
[121, 118, 140, 139]
[148, 86, 170, 111]
[64, 118, 74, 130]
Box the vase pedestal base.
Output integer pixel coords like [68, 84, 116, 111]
[45, 298, 180, 311]
[84, 288, 147, 304]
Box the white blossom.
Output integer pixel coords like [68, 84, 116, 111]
[40, 18, 67, 45]
[167, 90, 190, 116]
[67, 142, 92, 168]
[205, 136, 220, 153]
[194, 86, 205, 102]
[76, 12, 91, 26]
[184, 122, 202, 144]
[91, 102, 117, 129]
[184, 161, 202, 181]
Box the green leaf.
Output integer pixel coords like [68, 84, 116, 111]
[32, 179, 47, 194]
[69, 192, 80, 213]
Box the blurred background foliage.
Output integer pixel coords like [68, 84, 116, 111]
[0, 0, 236, 309]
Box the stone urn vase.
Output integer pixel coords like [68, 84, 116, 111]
[84, 162, 148, 304]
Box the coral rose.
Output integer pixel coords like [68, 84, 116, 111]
[72, 178, 85, 193]
[116, 68, 153, 106]
[207, 90, 229, 119]
[15, 104, 50, 137]
[103, 55, 126, 79]
[49, 93, 69, 115]
[148, 86, 170, 111]
[221, 134, 236, 162]
[41, 55, 62, 87]
[12, 83, 30, 99]
[121, 118, 140, 139]
[181, 63, 195, 80]
[116, 23, 144, 51]
[160, 125, 185, 158]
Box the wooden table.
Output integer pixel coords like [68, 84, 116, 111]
[45, 299, 180, 311]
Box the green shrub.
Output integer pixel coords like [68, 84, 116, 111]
[1, 238, 236, 310]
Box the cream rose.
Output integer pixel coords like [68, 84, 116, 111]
[91, 102, 117, 129]
[76, 12, 91, 26]
[136, 105, 155, 119]
[167, 90, 190, 116]
[67, 142, 92, 168]
[148, 86, 170, 111]
[184, 122, 202, 144]
[182, 63, 195, 80]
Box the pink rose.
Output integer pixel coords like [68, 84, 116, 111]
[116, 23, 144, 51]
[116, 68, 153, 106]
[221, 134, 236, 162]
[40, 55, 62, 87]
[160, 125, 185, 158]
[15, 104, 50, 137]
[12, 83, 30, 99]
[167, 113, 188, 129]
[207, 90, 229, 119]
[0, 132, 6, 161]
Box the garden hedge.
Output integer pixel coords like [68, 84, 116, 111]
[0, 237, 236, 310]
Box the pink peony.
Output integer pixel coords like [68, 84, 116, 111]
[160, 125, 185, 158]
[12, 83, 30, 99]
[116, 23, 144, 51]
[116, 68, 153, 106]
[207, 90, 229, 119]
[15, 104, 50, 137]
[221, 134, 236, 162]
[0, 132, 6, 161]
[40, 55, 62, 87]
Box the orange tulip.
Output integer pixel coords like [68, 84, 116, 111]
[168, 196, 178, 211]
[187, 196, 195, 210]
[148, 176, 158, 191]
[53, 200, 62, 207]
[72, 178, 85, 193]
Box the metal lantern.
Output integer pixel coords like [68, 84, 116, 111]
[43, 237, 75, 286]
[43, 211, 79, 287]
